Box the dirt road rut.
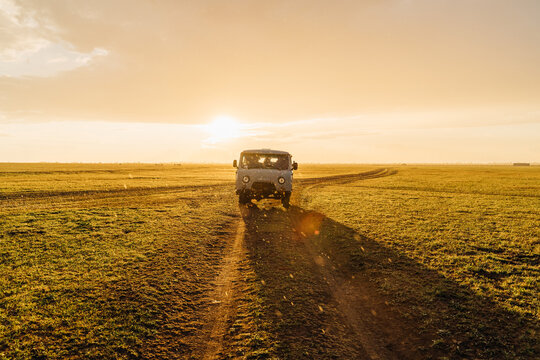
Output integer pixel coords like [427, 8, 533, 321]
[191, 169, 436, 359]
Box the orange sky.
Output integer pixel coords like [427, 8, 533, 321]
[1, 0, 539, 163]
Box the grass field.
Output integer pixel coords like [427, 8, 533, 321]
[300, 165, 539, 358]
[0, 163, 370, 196]
[0, 163, 538, 359]
[0, 163, 370, 359]
[301, 166, 539, 316]
[1, 165, 239, 359]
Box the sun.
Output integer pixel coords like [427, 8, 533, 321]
[204, 115, 243, 143]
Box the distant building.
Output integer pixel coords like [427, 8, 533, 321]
[513, 163, 530, 166]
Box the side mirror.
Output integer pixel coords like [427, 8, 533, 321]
[292, 162, 298, 170]
[233, 160, 238, 168]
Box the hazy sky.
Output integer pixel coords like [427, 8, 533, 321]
[1, 0, 539, 163]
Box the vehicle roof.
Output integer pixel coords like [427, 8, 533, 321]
[240, 149, 290, 155]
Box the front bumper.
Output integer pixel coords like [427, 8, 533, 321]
[236, 182, 288, 198]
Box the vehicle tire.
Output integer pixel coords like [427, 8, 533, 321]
[238, 193, 250, 204]
[281, 192, 291, 209]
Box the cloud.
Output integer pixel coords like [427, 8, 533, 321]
[0, 0, 108, 77]
[198, 116, 379, 149]
[0, 116, 538, 163]
[195, 107, 540, 152]
[242, 118, 376, 143]
[0, 42, 109, 77]
[0, 1, 539, 124]
[0, 0, 50, 63]
[0, 0, 38, 29]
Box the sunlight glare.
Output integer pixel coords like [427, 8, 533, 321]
[204, 115, 243, 143]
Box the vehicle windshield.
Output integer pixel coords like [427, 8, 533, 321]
[240, 153, 289, 170]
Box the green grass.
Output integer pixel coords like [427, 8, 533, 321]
[0, 163, 371, 196]
[0, 165, 240, 359]
[1, 195, 240, 359]
[0, 164, 233, 196]
[300, 165, 539, 358]
[1, 163, 538, 359]
[0, 163, 368, 359]
[301, 166, 539, 316]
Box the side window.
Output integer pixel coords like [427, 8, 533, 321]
[275, 156, 289, 170]
[241, 155, 250, 168]
[241, 154, 258, 168]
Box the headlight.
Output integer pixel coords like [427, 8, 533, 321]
[278, 177, 285, 184]
[242, 176, 250, 183]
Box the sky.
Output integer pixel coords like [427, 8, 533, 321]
[0, 0, 539, 163]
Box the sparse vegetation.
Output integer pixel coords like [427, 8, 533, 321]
[300, 165, 539, 358]
[0, 164, 538, 359]
[0, 164, 239, 359]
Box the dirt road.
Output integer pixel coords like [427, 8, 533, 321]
[190, 169, 439, 359]
[3, 166, 535, 359]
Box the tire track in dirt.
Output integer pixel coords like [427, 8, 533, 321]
[191, 168, 416, 359]
[0, 182, 230, 201]
[289, 168, 437, 359]
[297, 167, 393, 186]
[256, 167, 433, 359]
[189, 220, 248, 359]
[289, 206, 430, 360]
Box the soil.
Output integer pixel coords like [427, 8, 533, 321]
[188, 169, 439, 359]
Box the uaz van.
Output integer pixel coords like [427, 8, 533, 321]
[233, 149, 298, 208]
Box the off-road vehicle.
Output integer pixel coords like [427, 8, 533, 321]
[233, 149, 298, 208]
